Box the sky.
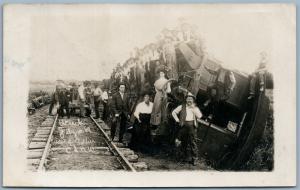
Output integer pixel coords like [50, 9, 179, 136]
[27, 4, 279, 81]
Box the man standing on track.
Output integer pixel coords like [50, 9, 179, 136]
[101, 88, 109, 121]
[49, 85, 60, 115]
[111, 83, 130, 143]
[78, 82, 86, 118]
[57, 85, 70, 118]
[93, 82, 103, 119]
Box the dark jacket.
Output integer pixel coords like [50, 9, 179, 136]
[51, 91, 59, 104]
[58, 90, 69, 105]
[111, 92, 130, 116]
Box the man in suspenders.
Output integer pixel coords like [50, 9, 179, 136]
[172, 93, 202, 165]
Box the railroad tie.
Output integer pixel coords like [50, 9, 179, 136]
[42, 119, 54, 123]
[119, 148, 134, 156]
[126, 154, 139, 163]
[39, 126, 53, 130]
[100, 124, 110, 131]
[27, 165, 38, 172]
[132, 162, 148, 171]
[114, 142, 127, 148]
[35, 131, 51, 136]
[27, 150, 44, 159]
[27, 158, 41, 166]
[31, 137, 48, 142]
[41, 121, 53, 126]
[34, 134, 49, 138]
[29, 142, 47, 149]
[36, 128, 51, 133]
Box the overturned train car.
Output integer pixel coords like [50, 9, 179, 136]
[107, 40, 273, 170]
[165, 41, 273, 170]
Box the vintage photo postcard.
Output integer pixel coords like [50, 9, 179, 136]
[3, 3, 296, 187]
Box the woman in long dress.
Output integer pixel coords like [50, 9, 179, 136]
[150, 69, 171, 127]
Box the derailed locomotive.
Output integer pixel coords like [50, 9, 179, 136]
[106, 40, 273, 170]
[169, 42, 273, 170]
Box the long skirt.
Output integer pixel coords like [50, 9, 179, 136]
[150, 90, 163, 126]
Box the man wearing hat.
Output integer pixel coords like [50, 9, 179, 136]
[172, 93, 202, 165]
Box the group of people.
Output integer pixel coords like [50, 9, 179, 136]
[46, 18, 269, 166]
[49, 81, 109, 120]
[108, 52, 269, 166]
[47, 55, 268, 167]
[108, 68, 202, 165]
[108, 20, 205, 95]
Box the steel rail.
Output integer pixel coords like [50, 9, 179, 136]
[90, 116, 136, 172]
[37, 114, 58, 171]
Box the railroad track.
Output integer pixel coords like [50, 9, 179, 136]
[90, 116, 136, 171]
[27, 115, 58, 171]
[27, 115, 146, 171]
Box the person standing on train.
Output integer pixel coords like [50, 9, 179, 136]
[111, 83, 130, 143]
[162, 37, 177, 79]
[172, 93, 202, 166]
[248, 52, 268, 99]
[93, 82, 103, 119]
